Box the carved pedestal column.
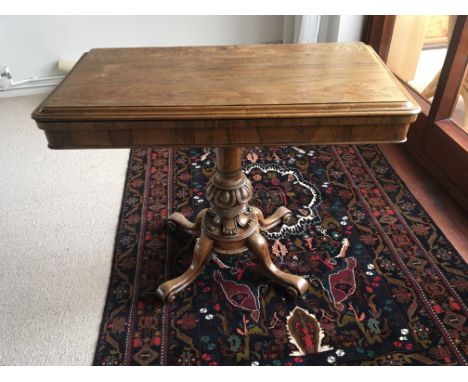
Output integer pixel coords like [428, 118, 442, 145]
[203, 147, 257, 254]
[156, 147, 309, 303]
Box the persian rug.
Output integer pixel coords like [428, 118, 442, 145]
[93, 145, 468, 366]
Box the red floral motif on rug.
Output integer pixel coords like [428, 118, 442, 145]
[93, 145, 468, 366]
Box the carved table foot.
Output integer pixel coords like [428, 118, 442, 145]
[167, 209, 207, 234]
[252, 206, 295, 231]
[156, 231, 214, 303]
[247, 231, 309, 298]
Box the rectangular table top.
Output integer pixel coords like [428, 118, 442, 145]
[32, 43, 420, 149]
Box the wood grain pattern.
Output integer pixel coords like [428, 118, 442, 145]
[39, 120, 411, 149]
[32, 43, 419, 149]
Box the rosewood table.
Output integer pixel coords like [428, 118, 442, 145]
[32, 43, 420, 303]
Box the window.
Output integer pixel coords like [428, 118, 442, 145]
[362, 15, 468, 210]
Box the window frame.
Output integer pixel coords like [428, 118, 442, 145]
[362, 15, 468, 211]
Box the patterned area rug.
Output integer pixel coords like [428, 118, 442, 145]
[93, 145, 468, 366]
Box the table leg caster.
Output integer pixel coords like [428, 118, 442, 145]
[286, 287, 299, 299]
[167, 219, 177, 232]
[282, 212, 296, 226]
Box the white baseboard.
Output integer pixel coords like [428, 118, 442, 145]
[0, 85, 56, 98]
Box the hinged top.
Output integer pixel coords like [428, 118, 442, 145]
[32, 42, 420, 122]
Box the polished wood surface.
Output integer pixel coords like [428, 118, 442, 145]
[32, 43, 419, 149]
[38, 118, 414, 148]
[31, 43, 421, 302]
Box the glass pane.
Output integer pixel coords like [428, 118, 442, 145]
[387, 15, 453, 103]
[450, 68, 467, 133]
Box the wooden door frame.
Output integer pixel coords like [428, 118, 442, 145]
[362, 15, 468, 212]
[361, 15, 396, 62]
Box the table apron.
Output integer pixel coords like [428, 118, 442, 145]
[41, 122, 411, 149]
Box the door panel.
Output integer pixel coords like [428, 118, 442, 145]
[362, 15, 468, 211]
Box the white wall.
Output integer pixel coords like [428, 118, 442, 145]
[317, 15, 363, 43]
[336, 15, 364, 42]
[0, 16, 285, 81]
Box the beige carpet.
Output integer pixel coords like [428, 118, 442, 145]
[0, 94, 130, 365]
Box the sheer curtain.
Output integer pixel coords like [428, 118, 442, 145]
[283, 16, 364, 44]
[295, 15, 322, 43]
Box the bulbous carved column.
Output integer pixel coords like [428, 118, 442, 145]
[203, 148, 258, 254]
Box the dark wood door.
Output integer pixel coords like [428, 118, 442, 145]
[363, 15, 468, 211]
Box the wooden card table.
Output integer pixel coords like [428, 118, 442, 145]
[32, 43, 420, 303]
